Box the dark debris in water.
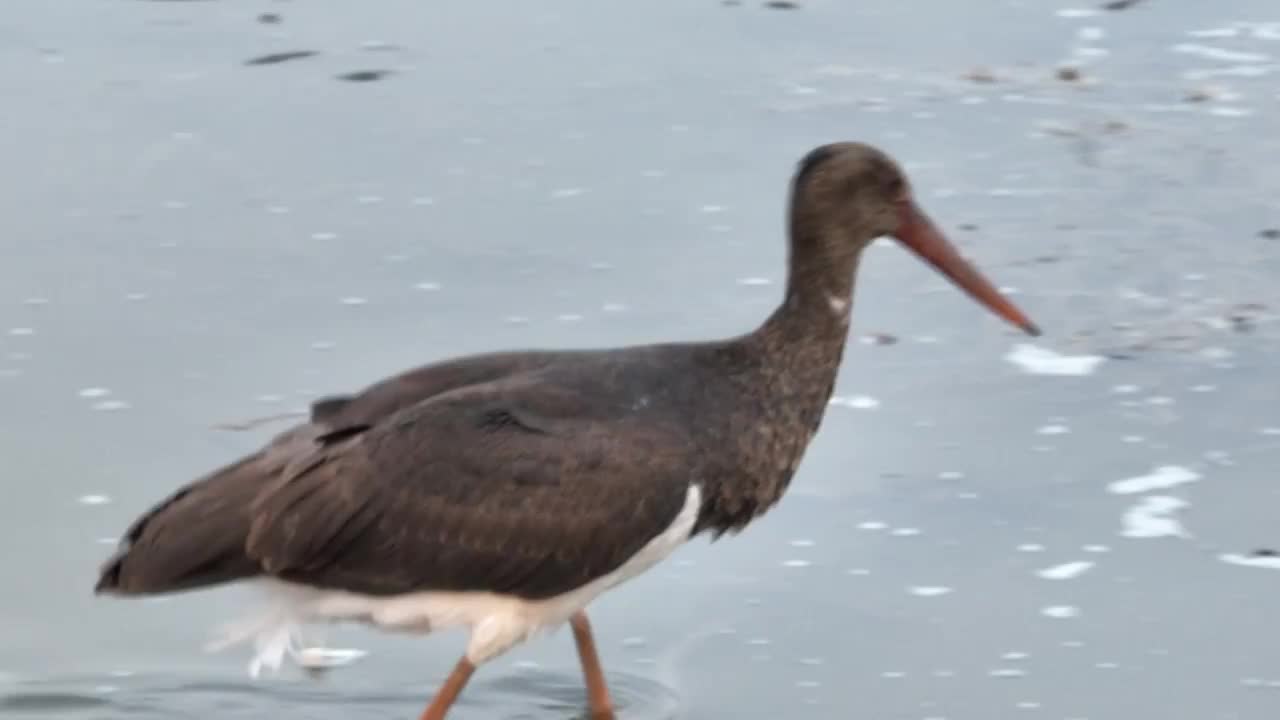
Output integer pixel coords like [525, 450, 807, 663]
[963, 67, 998, 84]
[763, 1, 800, 9]
[1101, 0, 1146, 10]
[1056, 66, 1082, 83]
[0, 693, 111, 711]
[1259, 228, 1280, 240]
[336, 70, 393, 82]
[257, 12, 282, 24]
[864, 332, 899, 346]
[1252, 548, 1278, 558]
[245, 50, 318, 66]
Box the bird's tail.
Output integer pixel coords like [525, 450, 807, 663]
[94, 424, 319, 596]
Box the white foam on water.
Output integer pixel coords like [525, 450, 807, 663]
[339, 297, 368, 306]
[909, 586, 953, 597]
[1209, 106, 1255, 117]
[736, 277, 772, 286]
[92, 400, 131, 412]
[891, 528, 922, 537]
[1002, 652, 1030, 660]
[296, 647, 367, 671]
[1219, 553, 1280, 570]
[78, 494, 112, 505]
[857, 521, 887, 531]
[782, 559, 812, 568]
[1037, 424, 1070, 435]
[1005, 344, 1105, 376]
[78, 387, 111, 398]
[1188, 27, 1240, 39]
[830, 395, 880, 409]
[1120, 496, 1190, 538]
[1171, 43, 1269, 63]
[1036, 561, 1095, 580]
[1055, 8, 1100, 18]
[550, 187, 586, 199]
[989, 668, 1028, 678]
[1108, 465, 1200, 494]
[1041, 605, 1080, 619]
[1017, 544, 1047, 553]
[1082, 544, 1111, 553]
[8, 327, 34, 336]
[1261, 427, 1280, 436]
[414, 281, 442, 291]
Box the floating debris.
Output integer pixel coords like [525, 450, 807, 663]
[861, 332, 898, 346]
[1260, 228, 1280, 240]
[1056, 66, 1082, 82]
[1100, 0, 1145, 10]
[1108, 465, 1200, 495]
[337, 70, 393, 82]
[245, 51, 318, 66]
[964, 67, 999, 84]
[257, 12, 282, 24]
[763, 0, 799, 8]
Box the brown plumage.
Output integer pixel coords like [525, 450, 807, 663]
[94, 142, 1039, 720]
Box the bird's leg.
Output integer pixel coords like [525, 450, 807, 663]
[418, 657, 476, 720]
[569, 611, 616, 720]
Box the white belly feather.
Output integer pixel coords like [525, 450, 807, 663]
[208, 484, 702, 676]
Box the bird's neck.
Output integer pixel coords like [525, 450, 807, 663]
[757, 223, 862, 377]
[692, 228, 863, 537]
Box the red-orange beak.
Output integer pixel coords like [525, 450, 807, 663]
[893, 199, 1041, 336]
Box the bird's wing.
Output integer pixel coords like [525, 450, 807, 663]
[95, 350, 572, 596]
[246, 377, 699, 599]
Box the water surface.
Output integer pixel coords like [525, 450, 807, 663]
[2, 1, 1278, 718]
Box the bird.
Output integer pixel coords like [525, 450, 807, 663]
[94, 141, 1040, 720]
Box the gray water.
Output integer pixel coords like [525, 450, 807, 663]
[2, 1, 1279, 718]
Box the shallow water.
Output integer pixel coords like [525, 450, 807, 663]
[2, 0, 1279, 718]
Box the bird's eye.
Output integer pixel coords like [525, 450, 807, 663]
[885, 177, 907, 201]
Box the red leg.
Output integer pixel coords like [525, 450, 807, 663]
[418, 657, 476, 720]
[569, 611, 616, 720]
